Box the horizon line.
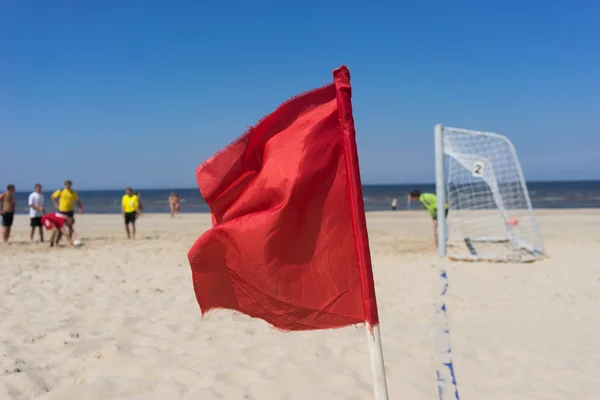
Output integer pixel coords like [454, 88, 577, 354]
[10, 177, 600, 193]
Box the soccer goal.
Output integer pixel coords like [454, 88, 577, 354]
[434, 124, 544, 262]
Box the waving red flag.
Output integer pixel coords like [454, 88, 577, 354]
[188, 66, 379, 331]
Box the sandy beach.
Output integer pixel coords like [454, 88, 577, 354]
[1, 209, 599, 399]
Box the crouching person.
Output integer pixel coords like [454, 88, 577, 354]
[41, 212, 79, 248]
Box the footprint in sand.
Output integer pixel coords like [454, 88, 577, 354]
[24, 333, 46, 343]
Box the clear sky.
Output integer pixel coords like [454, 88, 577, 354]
[2, 1, 598, 190]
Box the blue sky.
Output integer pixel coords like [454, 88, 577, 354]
[2, 1, 598, 190]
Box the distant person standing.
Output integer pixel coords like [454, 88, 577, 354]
[169, 192, 180, 218]
[391, 198, 397, 210]
[28, 183, 45, 242]
[407, 190, 449, 248]
[121, 187, 139, 239]
[0, 184, 16, 244]
[52, 180, 83, 240]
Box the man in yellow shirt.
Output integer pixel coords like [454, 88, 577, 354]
[52, 180, 83, 241]
[122, 187, 139, 239]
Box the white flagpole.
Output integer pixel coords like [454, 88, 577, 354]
[435, 124, 461, 400]
[366, 322, 389, 400]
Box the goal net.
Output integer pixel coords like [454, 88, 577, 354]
[435, 125, 544, 262]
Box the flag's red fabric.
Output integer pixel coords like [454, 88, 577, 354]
[188, 66, 379, 331]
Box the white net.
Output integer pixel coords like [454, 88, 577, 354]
[441, 126, 544, 262]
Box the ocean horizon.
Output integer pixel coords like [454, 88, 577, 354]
[8, 180, 600, 215]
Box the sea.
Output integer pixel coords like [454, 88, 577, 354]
[10, 180, 600, 215]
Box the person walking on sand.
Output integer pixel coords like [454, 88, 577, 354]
[52, 180, 83, 240]
[169, 192, 180, 218]
[28, 183, 45, 242]
[391, 198, 397, 210]
[122, 187, 139, 239]
[41, 212, 79, 248]
[407, 190, 449, 248]
[0, 184, 16, 244]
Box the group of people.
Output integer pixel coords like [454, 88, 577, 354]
[3, 181, 446, 247]
[0, 180, 184, 247]
[1, 180, 82, 247]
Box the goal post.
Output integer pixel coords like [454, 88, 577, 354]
[434, 124, 544, 262]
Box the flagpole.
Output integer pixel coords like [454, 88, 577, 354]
[366, 322, 389, 400]
[332, 66, 389, 400]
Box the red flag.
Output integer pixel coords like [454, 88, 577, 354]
[188, 66, 379, 331]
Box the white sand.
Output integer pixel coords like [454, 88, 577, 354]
[1, 210, 599, 399]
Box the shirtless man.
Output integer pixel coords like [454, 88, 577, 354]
[168, 192, 180, 218]
[0, 184, 16, 244]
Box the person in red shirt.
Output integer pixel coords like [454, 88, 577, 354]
[41, 212, 79, 248]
